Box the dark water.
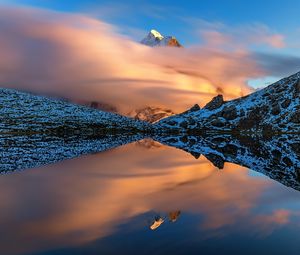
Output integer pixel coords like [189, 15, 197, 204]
[1, 137, 300, 255]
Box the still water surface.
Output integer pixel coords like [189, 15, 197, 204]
[1, 140, 300, 255]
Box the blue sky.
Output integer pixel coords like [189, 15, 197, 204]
[3, 0, 300, 45]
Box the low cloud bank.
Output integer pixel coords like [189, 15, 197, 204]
[0, 7, 285, 113]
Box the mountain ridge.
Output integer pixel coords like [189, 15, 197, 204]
[141, 29, 182, 47]
[156, 71, 300, 134]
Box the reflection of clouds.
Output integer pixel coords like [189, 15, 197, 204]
[1, 143, 299, 254]
[252, 209, 291, 237]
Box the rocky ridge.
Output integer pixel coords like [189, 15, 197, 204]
[0, 88, 151, 135]
[157, 71, 300, 134]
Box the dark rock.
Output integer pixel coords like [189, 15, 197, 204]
[222, 144, 238, 157]
[271, 104, 281, 115]
[211, 137, 227, 144]
[291, 143, 300, 154]
[281, 99, 291, 109]
[240, 109, 245, 117]
[188, 118, 196, 126]
[180, 136, 188, 143]
[189, 104, 200, 112]
[204, 95, 224, 111]
[190, 151, 201, 159]
[189, 138, 196, 146]
[179, 121, 188, 128]
[205, 153, 225, 169]
[282, 157, 293, 167]
[290, 112, 300, 123]
[272, 149, 282, 162]
[272, 150, 281, 158]
[236, 107, 263, 129]
[166, 120, 178, 126]
[166, 138, 178, 143]
[210, 119, 225, 127]
[293, 79, 300, 98]
[222, 106, 238, 120]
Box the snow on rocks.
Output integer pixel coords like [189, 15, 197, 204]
[0, 88, 152, 134]
[157, 71, 300, 134]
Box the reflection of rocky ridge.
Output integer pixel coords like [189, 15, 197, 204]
[157, 72, 300, 134]
[0, 133, 145, 173]
[2, 130, 300, 192]
[155, 134, 300, 191]
[149, 211, 181, 230]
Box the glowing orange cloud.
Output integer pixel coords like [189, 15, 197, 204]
[0, 7, 265, 113]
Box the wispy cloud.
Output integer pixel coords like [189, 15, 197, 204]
[254, 52, 300, 77]
[184, 17, 285, 49]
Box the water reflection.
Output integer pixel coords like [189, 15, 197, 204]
[155, 133, 300, 191]
[1, 135, 300, 254]
[2, 132, 300, 191]
[0, 133, 144, 173]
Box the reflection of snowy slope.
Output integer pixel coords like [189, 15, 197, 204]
[0, 133, 144, 173]
[155, 134, 300, 191]
[157, 72, 300, 134]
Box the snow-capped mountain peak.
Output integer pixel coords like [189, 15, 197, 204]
[141, 29, 182, 47]
[150, 29, 163, 40]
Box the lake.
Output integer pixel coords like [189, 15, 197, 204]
[1, 138, 300, 255]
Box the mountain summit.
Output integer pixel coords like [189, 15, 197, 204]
[141, 29, 182, 47]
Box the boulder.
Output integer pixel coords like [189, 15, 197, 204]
[222, 106, 238, 120]
[204, 95, 224, 111]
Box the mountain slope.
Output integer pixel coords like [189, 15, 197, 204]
[157, 71, 300, 134]
[128, 106, 175, 123]
[141, 29, 182, 47]
[0, 88, 151, 134]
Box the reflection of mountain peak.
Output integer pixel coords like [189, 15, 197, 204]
[150, 216, 164, 230]
[169, 211, 181, 222]
[141, 29, 182, 47]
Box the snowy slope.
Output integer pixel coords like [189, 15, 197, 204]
[0, 88, 152, 134]
[157, 71, 300, 134]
